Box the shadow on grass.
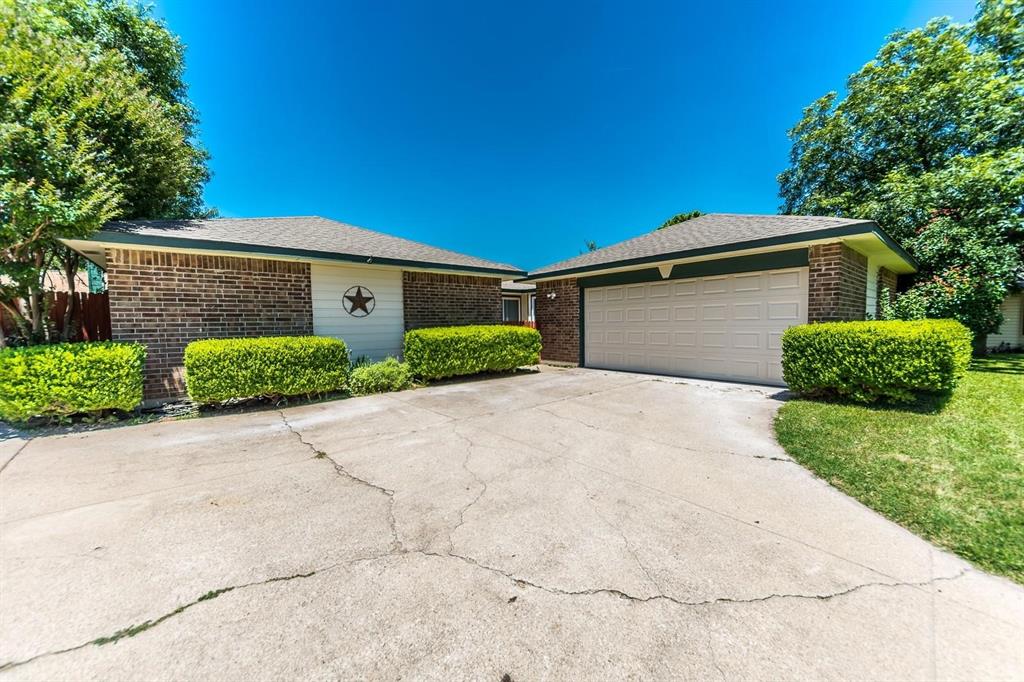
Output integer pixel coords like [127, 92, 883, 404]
[781, 390, 952, 415]
[969, 353, 1024, 376]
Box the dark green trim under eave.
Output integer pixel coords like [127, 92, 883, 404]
[527, 222, 916, 280]
[578, 249, 810, 288]
[87, 231, 527, 278]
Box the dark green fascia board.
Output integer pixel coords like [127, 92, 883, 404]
[528, 222, 916, 281]
[578, 249, 810, 288]
[86, 231, 528, 278]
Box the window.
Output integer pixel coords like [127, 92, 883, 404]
[528, 294, 536, 322]
[502, 297, 521, 322]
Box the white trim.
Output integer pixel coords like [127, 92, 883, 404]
[502, 296, 522, 322]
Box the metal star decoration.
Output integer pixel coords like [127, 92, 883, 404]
[343, 286, 375, 316]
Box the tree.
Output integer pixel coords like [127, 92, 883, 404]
[47, 0, 211, 219]
[657, 210, 702, 230]
[778, 0, 1024, 339]
[0, 0, 211, 344]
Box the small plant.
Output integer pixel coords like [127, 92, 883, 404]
[350, 354, 373, 369]
[184, 336, 349, 403]
[781, 319, 972, 403]
[347, 357, 413, 395]
[403, 325, 542, 380]
[0, 341, 146, 422]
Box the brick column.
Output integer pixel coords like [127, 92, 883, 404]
[401, 272, 502, 330]
[808, 243, 868, 322]
[535, 278, 579, 364]
[106, 248, 313, 401]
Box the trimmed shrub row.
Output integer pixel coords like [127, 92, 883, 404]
[184, 336, 349, 403]
[0, 325, 538, 418]
[781, 319, 972, 403]
[0, 342, 146, 421]
[403, 325, 542, 380]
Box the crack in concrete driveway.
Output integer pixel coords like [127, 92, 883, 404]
[2, 368, 1022, 679]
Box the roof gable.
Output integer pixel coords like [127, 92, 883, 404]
[528, 213, 912, 277]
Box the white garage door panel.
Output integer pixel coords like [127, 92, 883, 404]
[584, 268, 808, 385]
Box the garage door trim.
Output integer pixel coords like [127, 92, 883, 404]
[578, 248, 809, 289]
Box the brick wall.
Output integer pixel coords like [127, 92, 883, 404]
[402, 271, 501, 330]
[877, 267, 898, 318]
[535, 278, 579, 364]
[106, 249, 313, 401]
[808, 243, 868, 322]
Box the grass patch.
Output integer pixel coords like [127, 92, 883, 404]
[774, 353, 1024, 584]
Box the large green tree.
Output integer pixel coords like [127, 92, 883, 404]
[0, 0, 210, 343]
[778, 0, 1024, 339]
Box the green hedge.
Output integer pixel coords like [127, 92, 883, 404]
[184, 336, 349, 403]
[0, 342, 145, 421]
[781, 319, 973, 403]
[348, 357, 413, 395]
[404, 325, 542, 380]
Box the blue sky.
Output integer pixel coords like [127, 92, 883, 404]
[154, 0, 976, 270]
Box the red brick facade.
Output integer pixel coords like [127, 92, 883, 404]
[106, 249, 313, 400]
[402, 271, 502, 330]
[535, 278, 580, 364]
[807, 243, 868, 322]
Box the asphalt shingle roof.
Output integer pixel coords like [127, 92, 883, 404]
[501, 280, 536, 292]
[529, 213, 877, 277]
[93, 216, 524, 275]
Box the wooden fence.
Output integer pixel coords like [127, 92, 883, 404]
[1, 292, 111, 343]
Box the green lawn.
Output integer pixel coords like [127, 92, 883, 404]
[774, 353, 1024, 584]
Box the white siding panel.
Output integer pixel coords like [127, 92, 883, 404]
[865, 258, 880, 317]
[311, 263, 405, 360]
[989, 293, 1024, 349]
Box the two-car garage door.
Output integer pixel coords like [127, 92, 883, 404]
[583, 268, 808, 385]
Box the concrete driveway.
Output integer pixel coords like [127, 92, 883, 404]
[1, 368, 1022, 680]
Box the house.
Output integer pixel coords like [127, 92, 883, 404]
[63, 217, 524, 401]
[989, 286, 1024, 351]
[501, 280, 536, 327]
[524, 213, 917, 385]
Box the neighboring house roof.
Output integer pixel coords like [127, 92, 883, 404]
[69, 216, 525, 277]
[528, 213, 916, 279]
[501, 280, 536, 293]
[42, 270, 90, 293]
